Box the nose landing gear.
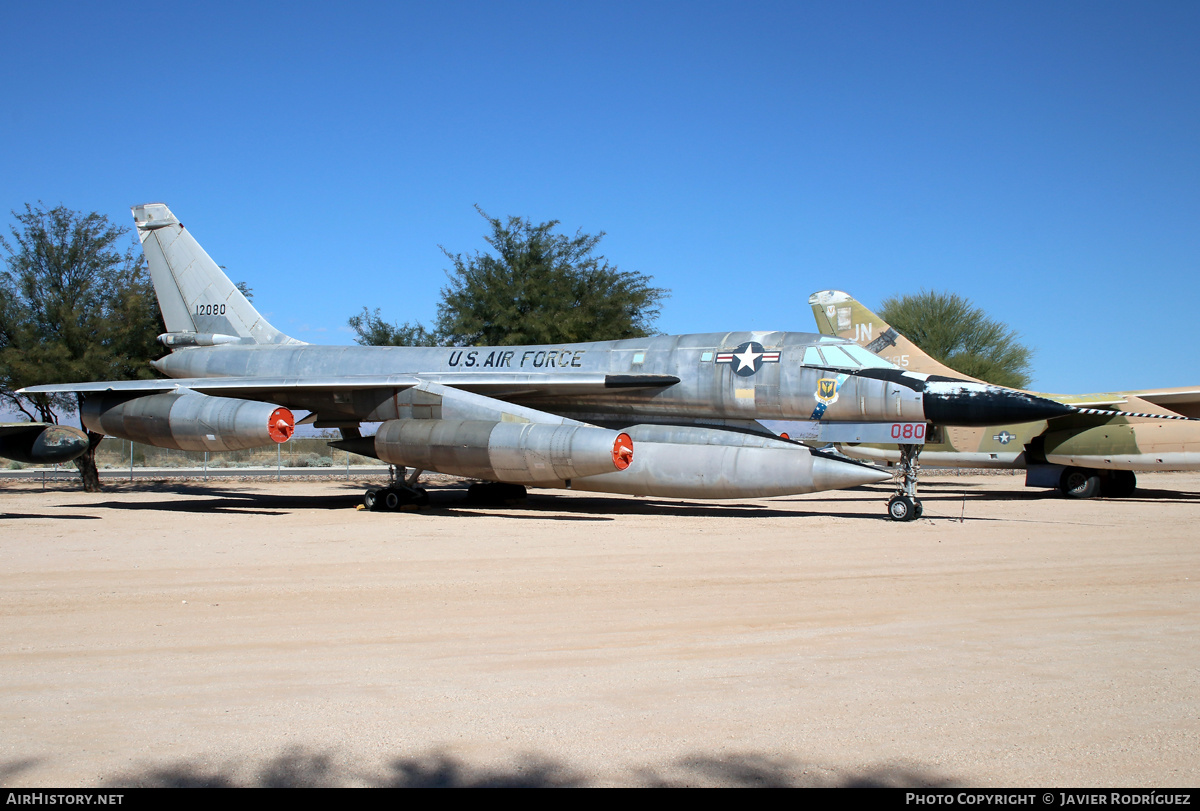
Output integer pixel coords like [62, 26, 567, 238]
[887, 443, 924, 521]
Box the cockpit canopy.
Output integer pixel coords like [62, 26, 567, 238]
[801, 338, 895, 371]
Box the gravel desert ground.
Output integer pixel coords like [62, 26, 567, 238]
[2, 472, 1198, 787]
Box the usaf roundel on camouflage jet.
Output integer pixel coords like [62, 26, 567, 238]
[21, 204, 1073, 513]
[808, 290, 1200, 505]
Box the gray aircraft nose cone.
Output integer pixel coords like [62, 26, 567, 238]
[810, 453, 892, 492]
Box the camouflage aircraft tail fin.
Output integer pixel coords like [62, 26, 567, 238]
[131, 203, 303, 345]
[807, 290, 973, 380]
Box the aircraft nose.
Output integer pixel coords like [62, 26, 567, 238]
[31, 425, 90, 464]
[810, 453, 892, 492]
[921, 381, 1074, 427]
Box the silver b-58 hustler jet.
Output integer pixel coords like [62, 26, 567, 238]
[23, 204, 1077, 518]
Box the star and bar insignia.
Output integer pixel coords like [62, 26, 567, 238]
[716, 341, 781, 377]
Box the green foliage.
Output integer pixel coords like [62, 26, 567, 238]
[878, 290, 1033, 389]
[348, 307, 437, 347]
[350, 208, 667, 347]
[1, 204, 164, 488]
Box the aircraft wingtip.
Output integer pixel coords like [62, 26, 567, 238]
[807, 290, 853, 306]
[131, 203, 178, 229]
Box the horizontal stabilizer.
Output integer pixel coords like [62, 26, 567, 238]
[1120, 388, 1200, 419]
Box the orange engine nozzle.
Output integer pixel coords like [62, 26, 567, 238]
[611, 432, 634, 470]
[268, 407, 295, 443]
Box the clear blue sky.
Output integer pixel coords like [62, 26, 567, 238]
[3, 1, 1198, 393]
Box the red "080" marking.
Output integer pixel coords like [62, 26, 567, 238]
[890, 423, 925, 440]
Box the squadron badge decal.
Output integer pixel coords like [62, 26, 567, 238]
[816, 378, 839, 404]
[809, 374, 848, 420]
[716, 342, 780, 377]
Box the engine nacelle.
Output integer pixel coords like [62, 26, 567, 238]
[569, 423, 890, 498]
[82, 391, 294, 451]
[369, 419, 632, 483]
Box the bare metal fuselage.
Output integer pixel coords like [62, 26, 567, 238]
[151, 334, 928, 427]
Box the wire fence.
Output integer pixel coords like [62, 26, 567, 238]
[92, 435, 375, 471]
[2, 434, 379, 477]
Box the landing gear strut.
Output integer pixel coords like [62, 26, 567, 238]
[363, 466, 430, 512]
[887, 443, 924, 521]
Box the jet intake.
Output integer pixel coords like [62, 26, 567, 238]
[82, 391, 294, 451]
[366, 419, 632, 483]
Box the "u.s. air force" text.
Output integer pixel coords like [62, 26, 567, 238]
[447, 349, 585, 369]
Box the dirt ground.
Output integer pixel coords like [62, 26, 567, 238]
[2, 472, 1198, 787]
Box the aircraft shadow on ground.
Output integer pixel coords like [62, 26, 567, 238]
[44, 482, 873, 520]
[42, 478, 1200, 520]
[0, 512, 101, 520]
[451, 491, 894, 520]
[805, 481, 1200, 506]
[1106, 488, 1200, 502]
[86, 747, 955, 788]
[512, 496, 805, 520]
[51, 483, 374, 515]
[0, 758, 41, 784]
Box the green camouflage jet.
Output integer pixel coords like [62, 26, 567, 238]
[808, 290, 1200, 500]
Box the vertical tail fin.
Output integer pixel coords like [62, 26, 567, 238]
[132, 203, 302, 345]
[807, 290, 974, 380]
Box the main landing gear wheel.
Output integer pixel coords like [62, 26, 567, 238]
[1059, 467, 1101, 499]
[888, 495, 922, 522]
[363, 485, 430, 512]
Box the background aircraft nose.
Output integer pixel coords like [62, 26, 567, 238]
[32, 425, 90, 463]
[0, 424, 90, 465]
[809, 453, 892, 492]
[922, 381, 1074, 427]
